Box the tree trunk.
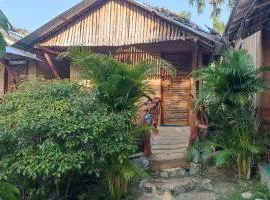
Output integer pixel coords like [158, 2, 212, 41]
[237, 157, 250, 180]
[246, 157, 251, 180]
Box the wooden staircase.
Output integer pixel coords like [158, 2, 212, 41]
[150, 126, 190, 171]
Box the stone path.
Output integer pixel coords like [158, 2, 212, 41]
[138, 176, 216, 200]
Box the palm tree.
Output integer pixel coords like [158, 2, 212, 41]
[193, 50, 270, 180]
[213, 17, 225, 34]
[0, 9, 12, 57]
[189, 0, 235, 32]
[178, 11, 192, 20]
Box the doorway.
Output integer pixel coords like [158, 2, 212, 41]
[161, 52, 192, 126]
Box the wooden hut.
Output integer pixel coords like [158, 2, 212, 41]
[225, 0, 270, 128]
[4, 0, 224, 126]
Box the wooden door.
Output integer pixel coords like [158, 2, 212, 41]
[8, 64, 28, 91]
[161, 52, 191, 126]
[161, 77, 190, 126]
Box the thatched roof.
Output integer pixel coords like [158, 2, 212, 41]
[14, 0, 226, 53]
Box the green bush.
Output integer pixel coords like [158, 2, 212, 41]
[0, 80, 138, 199]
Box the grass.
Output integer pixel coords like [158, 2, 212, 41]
[217, 182, 270, 200]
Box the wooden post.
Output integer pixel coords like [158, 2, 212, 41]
[70, 65, 81, 79]
[44, 53, 60, 79]
[191, 47, 198, 98]
[0, 61, 5, 96]
[28, 60, 37, 81]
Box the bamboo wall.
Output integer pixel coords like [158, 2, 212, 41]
[39, 0, 192, 47]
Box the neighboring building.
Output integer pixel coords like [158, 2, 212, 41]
[224, 0, 270, 127]
[0, 27, 40, 96]
[4, 0, 224, 126]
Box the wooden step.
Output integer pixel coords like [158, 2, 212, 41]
[154, 134, 190, 139]
[151, 152, 186, 160]
[152, 139, 188, 145]
[154, 135, 190, 140]
[152, 148, 186, 154]
[150, 159, 190, 170]
[157, 127, 190, 134]
[151, 143, 188, 150]
[156, 132, 190, 138]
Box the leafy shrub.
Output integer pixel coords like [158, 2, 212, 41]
[0, 79, 138, 199]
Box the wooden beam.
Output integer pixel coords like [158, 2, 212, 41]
[44, 53, 60, 79]
[35, 46, 61, 55]
[0, 61, 5, 96]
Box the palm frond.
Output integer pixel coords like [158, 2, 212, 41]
[0, 10, 12, 32]
[0, 182, 20, 200]
[0, 9, 10, 58]
[213, 149, 233, 167]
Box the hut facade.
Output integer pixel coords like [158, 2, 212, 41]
[2, 0, 224, 126]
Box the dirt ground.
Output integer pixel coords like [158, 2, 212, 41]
[127, 166, 238, 200]
[200, 165, 238, 195]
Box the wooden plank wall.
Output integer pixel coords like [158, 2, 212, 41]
[113, 46, 172, 79]
[262, 31, 270, 122]
[161, 77, 191, 126]
[39, 0, 189, 47]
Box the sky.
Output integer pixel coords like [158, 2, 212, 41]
[0, 0, 231, 32]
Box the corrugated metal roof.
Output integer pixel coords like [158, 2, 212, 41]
[5, 46, 43, 61]
[14, 0, 225, 50]
[225, 0, 270, 42]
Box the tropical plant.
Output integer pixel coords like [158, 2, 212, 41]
[195, 50, 269, 118]
[64, 48, 151, 112]
[194, 103, 261, 180]
[0, 182, 20, 200]
[105, 158, 147, 199]
[193, 50, 270, 180]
